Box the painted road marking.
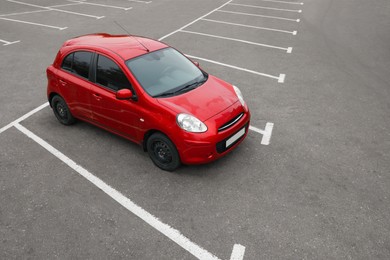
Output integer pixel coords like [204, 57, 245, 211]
[201, 18, 297, 35]
[14, 122, 246, 260]
[228, 3, 302, 13]
[126, 0, 152, 3]
[6, 0, 105, 19]
[159, 0, 234, 41]
[47, 3, 81, 8]
[230, 244, 246, 260]
[249, 123, 274, 145]
[180, 30, 292, 53]
[67, 0, 133, 11]
[186, 54, 286, 83]
[0, 39, 20, 46]
[0, 9, 51, 17]
[260, 0, 304, 5]
[0, 17, 67, 30]
[217, 10, 300, 22]
[278, 73, 286, 83]
[0, 102, 49, 134]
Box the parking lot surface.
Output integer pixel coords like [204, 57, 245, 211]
[1, 0, 390, 259]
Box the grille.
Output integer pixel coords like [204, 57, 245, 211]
[216, 124, 248, 154]
[218, 113, 244, 132]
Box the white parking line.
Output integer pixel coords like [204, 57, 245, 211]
[259, 0, 304, 5]
[158, 0, 234, 41]
[0, 17, 67, 30]
[217, 9, 300, 22]
[230, 244, 246, 260]
[126, 0, 152, 3]
[6, 0, 105, 19]
[0, 38, 20, 46]
[186, 54, 286, 83]
[67, 0, 133, 11]
[180, 30, 293, 53]
[0, 102, 49, 134]
[201, 18, 297, 35]
[0, 9, 51, 17]
[14, 122, 245, 260]
[48, 3, 82, 8]
[228, 3, 302, 13]
[249, 123, 274, 145]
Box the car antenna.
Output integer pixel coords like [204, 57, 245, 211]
[114, 21, 150, 52]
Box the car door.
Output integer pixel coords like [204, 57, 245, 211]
[57, 51, 93, 120]
[90, 53, 140, 141]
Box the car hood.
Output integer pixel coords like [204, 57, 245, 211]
[157, 75, 238, 122]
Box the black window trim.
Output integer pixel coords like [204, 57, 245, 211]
[91, 52, 138, 100]
[60, 50, 94, 81]
[59, 50, 138, 101]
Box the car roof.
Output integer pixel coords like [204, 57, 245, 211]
[63, 33, 168, 60]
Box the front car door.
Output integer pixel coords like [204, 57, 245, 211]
[90, 53, 140, 141]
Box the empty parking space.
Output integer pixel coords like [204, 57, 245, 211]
[0, 127, 193, 260]
[206, 9, 300, 33]
[0, 0, 152, 45]
[160, 0, 304, 87]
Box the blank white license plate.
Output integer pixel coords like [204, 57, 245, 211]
[226, 127, 246, 148]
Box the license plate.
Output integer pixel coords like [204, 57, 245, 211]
[226, 127, 246, 148]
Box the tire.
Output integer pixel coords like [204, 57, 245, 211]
[51, 95, 76, 125]
[146, 133, 181, 171]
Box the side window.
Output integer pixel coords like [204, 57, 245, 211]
[61, 51, 92, 79]
[73, 52, 92, 79]
[96, 54, 132, 91]
[62, 53, 73, 72]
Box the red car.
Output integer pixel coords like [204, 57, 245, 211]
[47, 33, 250, 171]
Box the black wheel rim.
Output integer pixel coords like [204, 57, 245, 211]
[152, 141, 172, 164]
[56, 102, 67, 119]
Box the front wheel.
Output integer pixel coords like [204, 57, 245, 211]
[147, 133, 181, 171]
[51, 95, 76, 125]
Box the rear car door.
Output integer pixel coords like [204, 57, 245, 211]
[90, 53, 140, 141]
[57, 51, 94, 120]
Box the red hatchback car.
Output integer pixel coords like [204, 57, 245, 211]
[47, 33, 250, 171]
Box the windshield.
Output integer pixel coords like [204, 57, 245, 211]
[126, 47, 207, 97]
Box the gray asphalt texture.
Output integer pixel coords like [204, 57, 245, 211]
[1, 0, 390, 259]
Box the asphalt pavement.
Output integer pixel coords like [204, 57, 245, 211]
[1, 0, 389, 259]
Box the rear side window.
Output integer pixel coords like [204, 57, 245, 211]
[62, 53, 73, 71]
[96, 54, 132, 91]
[61, 51, 92, 79]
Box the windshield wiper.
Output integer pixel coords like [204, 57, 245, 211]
[177, 77, 207, 93]
[154, 77, 207, 98]
[177, 81, 201, 93]
[154, 91, 177, 98]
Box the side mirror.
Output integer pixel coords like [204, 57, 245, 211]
[193, 61, 200, 67]
[116, 89, 133, 100]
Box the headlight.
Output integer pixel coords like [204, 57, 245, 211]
[177, 113, 207, 133]
[233, 85, 245, 107]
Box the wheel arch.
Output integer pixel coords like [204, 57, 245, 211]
[48, 92, 60, 107]
[142, 129, 162, 151]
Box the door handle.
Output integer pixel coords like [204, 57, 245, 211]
[59, 79, 67, 86]
[93, 93, 102, 101]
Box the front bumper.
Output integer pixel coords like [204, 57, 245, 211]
[174, 106, 250, 165]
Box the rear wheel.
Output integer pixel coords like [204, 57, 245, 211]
[51, 95, 76, 125]
[147, 133, 181, 171]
